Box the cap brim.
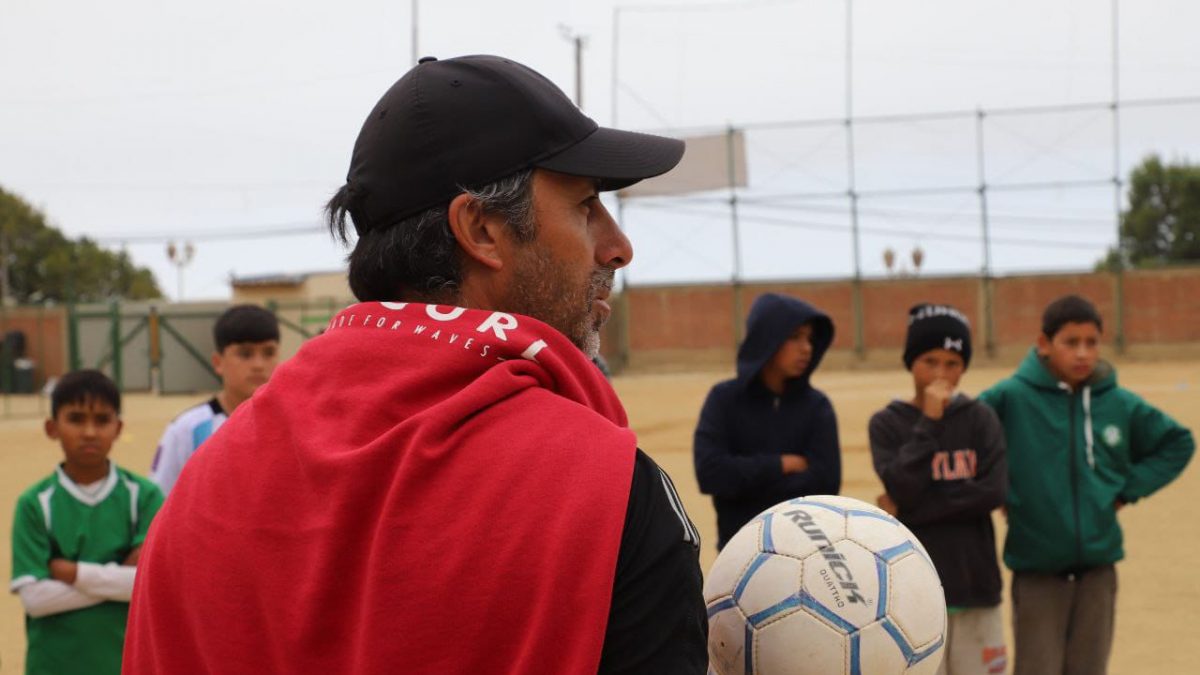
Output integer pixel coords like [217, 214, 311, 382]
[535, 126, 685, 192]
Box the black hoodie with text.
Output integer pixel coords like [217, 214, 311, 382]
[868, 394, 1007, 607]
[693, 294, 841, 550]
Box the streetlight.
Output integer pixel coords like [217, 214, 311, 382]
[166, 240, 195, 301]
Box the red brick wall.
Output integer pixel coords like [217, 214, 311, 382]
[12, 270, 1195, 378]
[861, 278, 981, 349]
[0, 307, 66, 386]
[1123, 269, 1200, 343]
[625, 285, 736, 350]
[991, 274, 1115, 345]
[742, 282, 857, 349]
[615, 268, 1200, 365]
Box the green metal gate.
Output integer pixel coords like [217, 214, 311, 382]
[66, 299, 349, 394]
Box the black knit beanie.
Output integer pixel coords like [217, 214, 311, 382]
[903, 303, 972, 370]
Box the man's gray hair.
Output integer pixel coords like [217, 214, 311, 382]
[326, 169, 535, 302]
[464, 170, 536, 243]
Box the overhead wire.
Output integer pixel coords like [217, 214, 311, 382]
[630, 200, 1111, 251]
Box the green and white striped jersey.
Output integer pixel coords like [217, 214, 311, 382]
[10, 463, 163, 675]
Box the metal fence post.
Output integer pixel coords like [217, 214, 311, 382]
[727, 124, 745, 347]
[149, 305, 162, 395]
[38, 303, 48, 413]
[616, 198, 631, 372]
[1, 304, 10, 408]
[67, 303, 81, 371]
[1111, 0, 1127, 355]
[109, 300, 123, 390]
[975, 108, 997, 358]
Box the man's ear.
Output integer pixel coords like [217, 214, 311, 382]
[211, 351, 224, 377]
[44, 418, 59, 441]
[447, 193, 505, 271]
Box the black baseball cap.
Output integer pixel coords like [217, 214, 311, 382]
[343, 54, 685, 235]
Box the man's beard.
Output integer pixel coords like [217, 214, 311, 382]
[504, 245, 614, 358]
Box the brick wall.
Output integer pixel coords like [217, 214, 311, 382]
[611, 267, 1200, 369]
[13, 267, 1200, 381]
[1122, 269, 1200, 343]
[0, 307, 66, 387]
[990, 274, 1115, 346]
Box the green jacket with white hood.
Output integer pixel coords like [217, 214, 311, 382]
[979, 348, 1193, 573]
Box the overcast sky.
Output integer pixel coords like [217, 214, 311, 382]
[3, 0, 1199, 300]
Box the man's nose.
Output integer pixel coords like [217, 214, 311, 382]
[594, 202, 633, 270]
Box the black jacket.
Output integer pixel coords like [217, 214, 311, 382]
[693, 294, 841, 550]
[599, 450, 707, 674]
[868, 395, 1007, 607]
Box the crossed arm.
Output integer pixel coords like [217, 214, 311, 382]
[694, 392, 842, 501]
[16, 546, 141, 618]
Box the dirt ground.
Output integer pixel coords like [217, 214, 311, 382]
[2, 360, 1197, 673]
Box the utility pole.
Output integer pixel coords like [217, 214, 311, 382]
[574, 34, 583, 108]
[610, 7, 620, 125]
[559, 25, 586, 108]
[411, 0, 419, 65]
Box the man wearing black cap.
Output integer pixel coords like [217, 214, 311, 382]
[868, 303, 1008, 675]
[125, 55, 706, 674]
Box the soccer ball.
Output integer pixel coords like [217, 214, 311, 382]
[704, 495, 946, 675]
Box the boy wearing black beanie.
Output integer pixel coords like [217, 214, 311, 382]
[869, 303, 1009, 675]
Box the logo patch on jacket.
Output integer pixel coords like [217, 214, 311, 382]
[931, 449, 977, 480]
[1102, 425, 1122, 447]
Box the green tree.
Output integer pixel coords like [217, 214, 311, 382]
[0, 186, 163, 303]
[1099, 155, 1200, 270]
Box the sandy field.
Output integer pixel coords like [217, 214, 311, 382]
[1, 359, 1197, 673]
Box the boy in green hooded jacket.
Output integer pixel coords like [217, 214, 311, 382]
[979, 294, 1193, 675]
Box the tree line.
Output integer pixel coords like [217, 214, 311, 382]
[1, 186, 160, 304]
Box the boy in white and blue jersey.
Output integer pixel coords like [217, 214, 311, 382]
[149, 398, 227, 494]
[149, 305, 279, 494]
[10, 369, 163, 675]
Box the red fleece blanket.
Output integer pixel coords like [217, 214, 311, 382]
[124, 302, 637, 674]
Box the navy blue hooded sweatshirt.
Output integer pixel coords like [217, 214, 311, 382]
[693, 293, 841, 550]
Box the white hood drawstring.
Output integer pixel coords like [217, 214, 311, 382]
[1058, 381, 1097, 470]
[1083, 385, 1095, 469]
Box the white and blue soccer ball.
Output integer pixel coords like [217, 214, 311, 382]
[704, 495, 946, 675]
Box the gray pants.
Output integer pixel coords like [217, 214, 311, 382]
[935, 605, 1007, 675]
[1012, 565, 1117, 675]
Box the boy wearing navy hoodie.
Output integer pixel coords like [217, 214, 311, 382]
[869, 304, 1008, 675]
[693, 292, 841, 550]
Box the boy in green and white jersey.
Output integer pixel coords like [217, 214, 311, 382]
[9, 369, 164, 675]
